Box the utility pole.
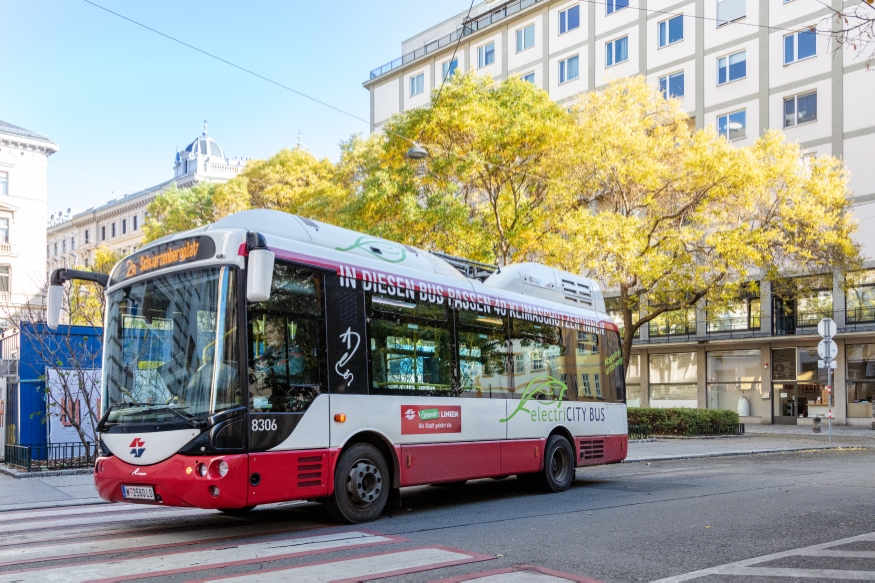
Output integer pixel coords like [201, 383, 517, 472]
[818, 318, 838, 443]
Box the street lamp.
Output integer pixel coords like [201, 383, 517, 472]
[406, 144, 429, 160]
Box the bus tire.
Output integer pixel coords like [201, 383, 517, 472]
[534, 434, 575, 493]
[326, 443, 390, 524]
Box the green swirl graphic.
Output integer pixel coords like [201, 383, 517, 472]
[336, 236, 407, 263]
[500, 375, 568, 423]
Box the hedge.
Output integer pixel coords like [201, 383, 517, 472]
[628, 407, 741, 436]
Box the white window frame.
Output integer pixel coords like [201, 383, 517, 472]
[0, 172, 7, 196]
[606, 0, 629, 15]
[717, 50, 747, 85]
[409, 73, 425, 97]
[582, 373, 593, 397]
[783, 29, 817, 65]
[658, 14, 684, 48]
[559, 5, 580, 35]
[717, 109, 747, 141]
[559, 54, 580, 84]
[658, 71, 685, 98]
[522, 71, 536, 83]
[606, 36, 629, 68]
[478, 42, 496, 69]
[784, 91, 818, 128]
[441, 58, 458, 81]
[516, 23, 535, 53]
[0, 265, 11, 294]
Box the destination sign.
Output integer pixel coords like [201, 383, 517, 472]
[112, 236, 216, 285]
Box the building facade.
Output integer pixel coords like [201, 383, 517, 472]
[0, 120, 59, 329]
[365, 0, 875, 425]
[46, 124, 244, 270]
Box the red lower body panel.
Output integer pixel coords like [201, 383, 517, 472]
[248, 449, 336, 505]
[400, 441, 501, 486]
[575, 435, 627, 466]
[500, 439, 544, 474]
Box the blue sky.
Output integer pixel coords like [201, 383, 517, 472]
[1, 0, 474, 215]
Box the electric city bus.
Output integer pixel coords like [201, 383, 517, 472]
[47, 210, 628, 524]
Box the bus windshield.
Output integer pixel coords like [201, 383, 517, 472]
[102, 266, 240, 421]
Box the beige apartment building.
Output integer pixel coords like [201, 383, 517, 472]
[364, 0, 875, 425]
[47, 124, 244, 271]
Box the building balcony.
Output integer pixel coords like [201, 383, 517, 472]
[368, 0, 545, 80]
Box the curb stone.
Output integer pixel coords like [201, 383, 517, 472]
[624, 445, 849, 463]
[0, 464, 93, 479]
[0, 498, 109, 513]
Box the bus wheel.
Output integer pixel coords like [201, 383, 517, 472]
[327, 443, 389, 524]
[534, 435, 575, 493]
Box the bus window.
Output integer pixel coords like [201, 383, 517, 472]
[457, 310, 510, 398]
[509, 319, 566, 400]
[248, 264, 326, 413]
[576, 330, 601, 401]
[601, 328, 626, 403]
[367, 293, 453, 396]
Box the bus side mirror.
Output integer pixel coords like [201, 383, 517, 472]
[47, 284, 64, 330]
[246, 248, 275, 303]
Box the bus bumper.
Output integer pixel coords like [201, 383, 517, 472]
[93, 453, 250, 509]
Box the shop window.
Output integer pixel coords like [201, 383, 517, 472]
[846, 344, 875, 418]
[846, 270, 875, 323]
[706, 350, 761, 417]
[457, 310, 510, 398]
[648, 352, 697, 408]
[367, 293, 453, 396]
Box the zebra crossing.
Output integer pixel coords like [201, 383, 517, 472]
[0, 502, 561, 582]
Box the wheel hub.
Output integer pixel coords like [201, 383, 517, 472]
[550, 448, 569, 482]
[346, 459, 383, 507]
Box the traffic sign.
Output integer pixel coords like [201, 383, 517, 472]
[818, 339, 838, 359]
[818, 359, 838, 369]
[818, 318, 837, 338]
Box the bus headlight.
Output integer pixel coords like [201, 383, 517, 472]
[197, 463, 208, 477]
[218, 460, 229, 477]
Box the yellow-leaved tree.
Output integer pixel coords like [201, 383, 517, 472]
[549, 77, 860, 363]
[142, 182, 219, 243]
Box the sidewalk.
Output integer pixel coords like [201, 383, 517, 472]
[1, 425, 872, 511]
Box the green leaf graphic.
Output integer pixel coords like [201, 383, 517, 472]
[336, 236, 407, 263]
[500, 375, 568, 423]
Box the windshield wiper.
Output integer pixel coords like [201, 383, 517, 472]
[96, 402, 207, 432]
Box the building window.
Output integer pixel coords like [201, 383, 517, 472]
[559, 55, 580, 83]
[478, 42, 496, 68]
[54, 242, 58, 256]
[133, 216, 138, 231]
[648, 352, 698, 408]
[409, 73, 425, 97]
[717, 50, 746, 84]
[441, 58, 458, 81]
[0, 265, 9, 293]
[649, 307, 696, 337]
[84, 256, 89, 268]
[847, 270, 875, 323]
[0, 219, 8, 244]
[111, 223, 116, 238]
[707, 296, 760, 331]
[784, 29, 816, 65]
[847, 344, 875, 418]
[100, 226, 106, 241]
[71, 236, 75, 250]
[62, 240, 66, 254]
[582, 373, 592, 397]
[606, 0, 629, 15]
[659, 15, 684, 47]
[784, 91, 817, 127]
[559, 5, 580, 34]
[716, 0, 745, 27]
[516, 24, 535, 52]
[706, 350, 761, 417]
[659, 71, 684, 98]
[0, 172, 7, 196]
[606, 36, 629, 67]
[84, 229, 89, 244]
[717, 109, 747, 141]
[522, 72, 536, 83]
[122, 219, 127, 235]
[513, 352, 525, 374]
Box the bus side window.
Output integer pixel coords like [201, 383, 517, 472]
[248, 264, 326, 413]
[366, 292, 454, 396]
[601, 329, 626, 403]
[457, 310, 510, 398]
[509, 319, 566, 400]
[576, 330, 601, 401]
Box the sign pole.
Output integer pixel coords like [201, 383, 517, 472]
[817, 318, 837, 444]
[827, 329, 832, 443]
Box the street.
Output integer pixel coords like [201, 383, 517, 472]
[2, 448, 874, 582]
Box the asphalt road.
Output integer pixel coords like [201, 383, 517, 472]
[3, 448, 874, 582]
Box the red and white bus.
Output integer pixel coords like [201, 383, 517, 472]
[48, 210, 628, 523]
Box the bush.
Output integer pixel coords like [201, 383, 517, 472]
[628, 407, 740, 436]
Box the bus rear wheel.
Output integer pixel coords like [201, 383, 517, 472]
[530, 435, 575, 493]
[326, 443, 390, 524]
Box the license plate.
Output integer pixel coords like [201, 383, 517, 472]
[121, 485, 155, 500]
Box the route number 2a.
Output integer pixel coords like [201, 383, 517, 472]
[252, 418, 277, 431]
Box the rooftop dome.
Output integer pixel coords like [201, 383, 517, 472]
[182, 120, 224, 159]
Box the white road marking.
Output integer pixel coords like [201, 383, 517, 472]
[0, 531, 390, 582]
[0, 503, 158, 523]
[0, 519, 322, 566]
[465, 573, 573, 582]
[202, 547, 476, 582]
[653, 531, 875, 582]
[0, 507, 213, 534]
